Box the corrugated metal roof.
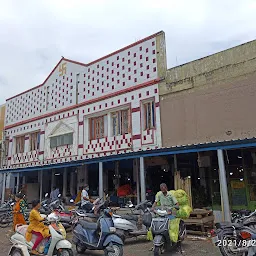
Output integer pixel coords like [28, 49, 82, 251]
[2, 137, 256, 173]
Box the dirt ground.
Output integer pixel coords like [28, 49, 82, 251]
[1, 228, 221, 256]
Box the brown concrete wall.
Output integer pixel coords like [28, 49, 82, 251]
[0, 104, 5, 141]
[159, 40, 256, 147]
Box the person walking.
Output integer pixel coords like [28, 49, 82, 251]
[12, 194, 27, 231]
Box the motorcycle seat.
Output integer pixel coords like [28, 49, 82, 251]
[79, 220, 98, 230]
[120, 214, 138, 221]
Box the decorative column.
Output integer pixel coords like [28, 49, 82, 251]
[217, 149, 231, 222]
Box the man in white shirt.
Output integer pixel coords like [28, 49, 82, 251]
[81, 184, 94, 212]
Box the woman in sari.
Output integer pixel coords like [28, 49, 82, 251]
[13, 194, 27, 231]
[26, 199, 50, 255]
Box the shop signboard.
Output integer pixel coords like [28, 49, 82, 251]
[231, 180, 247, 206]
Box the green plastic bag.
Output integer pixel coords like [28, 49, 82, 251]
[147, 228, 153, 241]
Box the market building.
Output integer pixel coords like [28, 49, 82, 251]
[1, 31, 166, 204]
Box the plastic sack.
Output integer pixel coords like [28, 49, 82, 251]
[169, 218, 181, 243]
[170, 190, 189, 206]
[176, 205, 192, 219]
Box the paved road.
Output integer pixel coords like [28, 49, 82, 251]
[2, 228, 221, 256]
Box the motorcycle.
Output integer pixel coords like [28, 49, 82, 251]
[232, 209, 252, 223]
[40, 193, 65, 213]
[211, 210, 256, 256]
[151, 208, 186, 256]
[40, 193, 75, 231]
[9, 212, 73, 256]
[0, 201, 15, 228]
[72, 208, 123, 256]
[113, 200, 153, 242]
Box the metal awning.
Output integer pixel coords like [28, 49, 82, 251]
[2, 138, 256, 173]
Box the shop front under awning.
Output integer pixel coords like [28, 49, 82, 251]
[2, 137, 256, 173]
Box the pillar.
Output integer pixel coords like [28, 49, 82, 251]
[6, 173, 11, 188]
[114, 161, 120, 190]
[217, 149, 231, 222]
[16, 172, 20, 193]
[51, 170, 55, 191]
[63, 168, 67, 197]
[99, 162, 103, 199]
[135, 158, 140, 204]
[1, 173, 6, 204]
[70, 171, 75, 196]
[39, 170, 43, 202]
[140, 157, 146, 202]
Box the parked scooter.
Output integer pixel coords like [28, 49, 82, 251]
[151, 208, 186, 256]
[9, 212, 73, 256]
[72, 208, 123, 256]
[113, 200, 153, 242]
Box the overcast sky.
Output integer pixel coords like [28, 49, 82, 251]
[0, 0, 255, 104]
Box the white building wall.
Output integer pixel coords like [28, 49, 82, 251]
[2, 31, 165, 171]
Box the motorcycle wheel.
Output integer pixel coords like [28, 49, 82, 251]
[219, 234, 246, 256]
[153, 246, 161, 256]
[0, 212, 12, 228]
[57, 249, 73, 256]
[76, 244, 86, 254]
[104, 243, 123, 256]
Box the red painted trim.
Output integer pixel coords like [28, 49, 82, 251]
[131, 107, 140, 113]
[45, 154, 78, 161]
[155, 102, 160, 107]
[79, 121, 83, 126]
[132, 134, 141, 140]
[5, 79, 160, 130]
[39, 151, 44, 155]
[78, 144, 83, 148]
[6, 31, 163, 101]
[87, 31, 163, 66]
[40, 131, 45, 135]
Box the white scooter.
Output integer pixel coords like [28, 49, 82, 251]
[9, 212, 73, 256]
